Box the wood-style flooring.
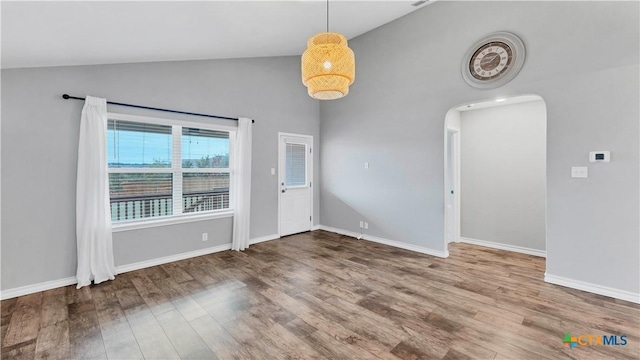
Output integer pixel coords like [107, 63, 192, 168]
[1, 230, 639, 359]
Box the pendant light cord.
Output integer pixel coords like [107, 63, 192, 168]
[326, 0, 329, 32]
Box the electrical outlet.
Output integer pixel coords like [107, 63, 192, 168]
[571, 166, 588, 178]
[364, 222, 368, 229]
[359, 221, 364, 229]
[202, 233, 208, 241]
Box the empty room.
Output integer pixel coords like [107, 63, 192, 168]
[1, 1, 639, 359]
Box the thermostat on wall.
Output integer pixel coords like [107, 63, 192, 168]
[589, 151, 610, 162]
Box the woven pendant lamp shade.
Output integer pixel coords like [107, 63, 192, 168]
[302, 32, 355, 100]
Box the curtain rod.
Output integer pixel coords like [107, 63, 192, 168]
[62, 94, 254, 123]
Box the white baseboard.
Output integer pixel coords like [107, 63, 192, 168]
[0, 229, 322, 300]
[319, 225, 361, 239]
[545, 273, 640, 304]
[0, 232, 294, 300]
[1, 243, 233, 300]
[249, 233, 280, 245]
[459, 237, 546, 258]
[115, 243, 232, 274]
[311, 224, 321, 231]
[0, 276, 78, 300]
[364, 233, 449, 258]
[318, 225, 449, 258]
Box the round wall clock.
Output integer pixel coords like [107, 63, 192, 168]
[461, 32, 526, 89]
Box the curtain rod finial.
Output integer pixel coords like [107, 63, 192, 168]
[62, 94, 70, 99]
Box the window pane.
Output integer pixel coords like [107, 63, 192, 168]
[183, 173, 230, 213]
[109, 173, 173, 222]
[108, 120, 172, 168]
[286, 143, 306, 187]
[182, 128, 229, 168]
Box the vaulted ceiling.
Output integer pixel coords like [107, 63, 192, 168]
[1, 1, 432, 69]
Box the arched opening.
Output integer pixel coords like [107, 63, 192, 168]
[444, 94, 547, 259]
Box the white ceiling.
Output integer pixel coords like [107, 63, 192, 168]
[1, 1, 432, 69]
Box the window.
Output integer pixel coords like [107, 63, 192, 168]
[107, 115, 232, 224]
[285, 143, 307, 187]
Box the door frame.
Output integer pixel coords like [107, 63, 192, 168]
[444, 127, 461, 244]
[277, 132, 314, 237]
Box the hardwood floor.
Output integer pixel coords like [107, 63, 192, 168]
[1, 230, 639, 359]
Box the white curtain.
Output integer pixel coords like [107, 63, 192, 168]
[232, 118, 253, 251]
[76, 96, 116, 288]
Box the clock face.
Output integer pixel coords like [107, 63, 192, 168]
[461, 32, 525, 89]
[469, 42, 513, 80]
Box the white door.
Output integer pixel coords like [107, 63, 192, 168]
[279, 133, 313, 237]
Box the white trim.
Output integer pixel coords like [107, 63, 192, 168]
[115, 243, 231, 273]
[181, 168, 230, 174]
[107, 112, 238, 132]
[249, 234, 280, 245]
[107, 167, 231, 175]
[228, 132, 236, 221]
[444, 126, 461, 245]
[278, 131, 314, 139]
[545, 273, 640, 304]
[1, 276, 78, 300]
[319, 225, 449, 258]
[107, 111, 236, 228]
[311, 224, 321, 231]
[112, 211, 233, 232]
[172, 125, 184, 216]
[319, 225, 360, 238]
[364, 233, 449, 258]
[459, 237, 546, 257]
[1, 243, 233, 300]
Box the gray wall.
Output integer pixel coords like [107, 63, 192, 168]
[320, 1, 639, 294]
[1, 56, 320, 290]
[460, 100, 546, 251]
[2, 1, 639, 298]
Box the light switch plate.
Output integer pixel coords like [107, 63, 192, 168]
[271, 168, 276, 175]
[571, 166, 588, 178]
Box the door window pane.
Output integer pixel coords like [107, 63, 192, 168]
[285, 143, 306, 187]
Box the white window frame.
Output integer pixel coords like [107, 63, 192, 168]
[284, 142, 309, 189]
[107, 112, 236, 232]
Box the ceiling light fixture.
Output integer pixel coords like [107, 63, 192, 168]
[301, 0, 355, 100]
